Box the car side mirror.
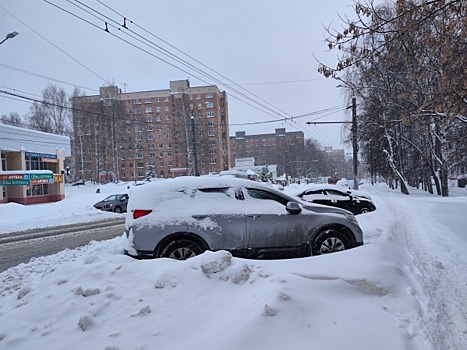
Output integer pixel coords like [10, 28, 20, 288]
[286, 201, 301, 215]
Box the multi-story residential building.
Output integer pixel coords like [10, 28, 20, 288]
[72, 80, 230, 182]
[230, 128, 305, 178]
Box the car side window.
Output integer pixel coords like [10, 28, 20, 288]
[325, 189, 351, 200]
[245, 188, 288, 206]
[302, 189, 325, 201]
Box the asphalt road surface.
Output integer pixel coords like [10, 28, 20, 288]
[0, 217, 125, 273]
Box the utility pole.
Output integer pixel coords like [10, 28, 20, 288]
[352, 97, 359, 190]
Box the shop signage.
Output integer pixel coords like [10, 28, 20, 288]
[0, 173, 55, 186]
[25, 152, 57, 160]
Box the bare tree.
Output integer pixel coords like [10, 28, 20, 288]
[28, 84, 71, 135]
[1, 112, 23, 127]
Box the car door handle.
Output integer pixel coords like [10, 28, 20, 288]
[192, 215, 207, 220]
[247, 215, 261, 219]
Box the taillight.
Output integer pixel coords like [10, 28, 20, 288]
[132, 209, 152, 219]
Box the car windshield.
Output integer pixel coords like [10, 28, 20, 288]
[104, 195, 119, 201]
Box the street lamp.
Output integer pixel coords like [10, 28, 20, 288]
[0, 31, 19, 45]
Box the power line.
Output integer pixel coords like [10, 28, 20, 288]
[0, 63, 99, 92]
[45, 0, 295, 124]
[0, 5, 110, 85]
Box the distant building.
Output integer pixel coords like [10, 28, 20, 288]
[0, 124, 71, 204]
[229, 128, 304, 177]
[71, 80, 231, 182]
[323, 146, 347, 179]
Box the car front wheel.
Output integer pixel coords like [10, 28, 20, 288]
[311, 229, 351, 255]
[159, 238, 205, 260]
[113, 206, 122, 213]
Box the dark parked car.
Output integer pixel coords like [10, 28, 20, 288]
[94, 193, 129, 213]
[123, 176, 363, 260]
[290, 185, 376, 215]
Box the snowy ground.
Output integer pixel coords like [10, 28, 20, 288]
[0, 180, 466, 349]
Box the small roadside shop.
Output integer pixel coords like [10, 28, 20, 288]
[0, 124, 71, 205]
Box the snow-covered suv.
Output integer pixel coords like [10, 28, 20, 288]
[123, 176, 363, 260]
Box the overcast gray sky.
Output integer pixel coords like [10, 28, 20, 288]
[1, 0, 356, 149]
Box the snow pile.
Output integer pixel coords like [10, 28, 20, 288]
[0, 182, 466, 349]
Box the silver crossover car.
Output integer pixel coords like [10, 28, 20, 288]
[123, 176, 363, 260]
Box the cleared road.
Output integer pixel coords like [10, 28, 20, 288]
[0, 218, 125, 272]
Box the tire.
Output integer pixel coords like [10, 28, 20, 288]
[159, 238, 205, 260]
[311, 229, 351, 255]
[358, 207, 370, 214]
[113, 206, 122, 213]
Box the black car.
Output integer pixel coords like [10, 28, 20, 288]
[292, 185, 376, 215]
[93, 193, 129, 213]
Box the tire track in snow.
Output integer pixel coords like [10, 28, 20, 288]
[386, 196, 467, 350]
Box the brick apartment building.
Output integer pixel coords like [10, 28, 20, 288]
[230, 128, 305, 178]
[71, 80, 231, 182]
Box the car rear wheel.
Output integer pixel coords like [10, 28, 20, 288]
[358, 207, 371, 214]
[311, 229, 351, 255]
[160, 238, 205, 260]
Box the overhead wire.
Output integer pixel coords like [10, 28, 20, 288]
[46, 0, 301, 124]
[92, 0, 293, 118]
[0, 5, 110, 85]
[2, 1, 348, 148]
[44, 0, 290, 124]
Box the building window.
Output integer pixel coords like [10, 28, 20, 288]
[207, 111, 215, 118]
[145, 107, 153, 113]
[206, 92, 213, 98]
[156, 106, 161, 112]
[209, 149, 216, 155]
[156, 115, 161, 122]
[208, 130, 216, 137]
[206, 102, 214, 108]
[207, 121, 215, 127]
[156, 97, 160, 102]
[148, 144, 155, 150]
[147, 134, 154, 141]
[159, 143, 163, 149]
[149, 152, 155, 158]
[134, 108, 141, 114]
[167, 152, 172, 157]
[136, 135, 143, 141]
[137, 162, 144, 168]
[210, 158, 217, 164]
[165, 97, 169, 102]
[146, 115, 153, 122]
[211, 167, 217, 173]
[136, 153, 143, 159]
[196, 94, 201, 100]
[165, 115, 170, 120]
[189, 95, 193, 100]
[145, 98, 152, 103]
[146, 125, 153, 131]
[134, 99, 141, 104]
[166, 125, 170, 130]
[136, 126, 143, 133]
[164, 106, 169, 112]
[26, 184, 49, 197]
[160, 161, 164, 166]
[166, 142, 171, 148]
